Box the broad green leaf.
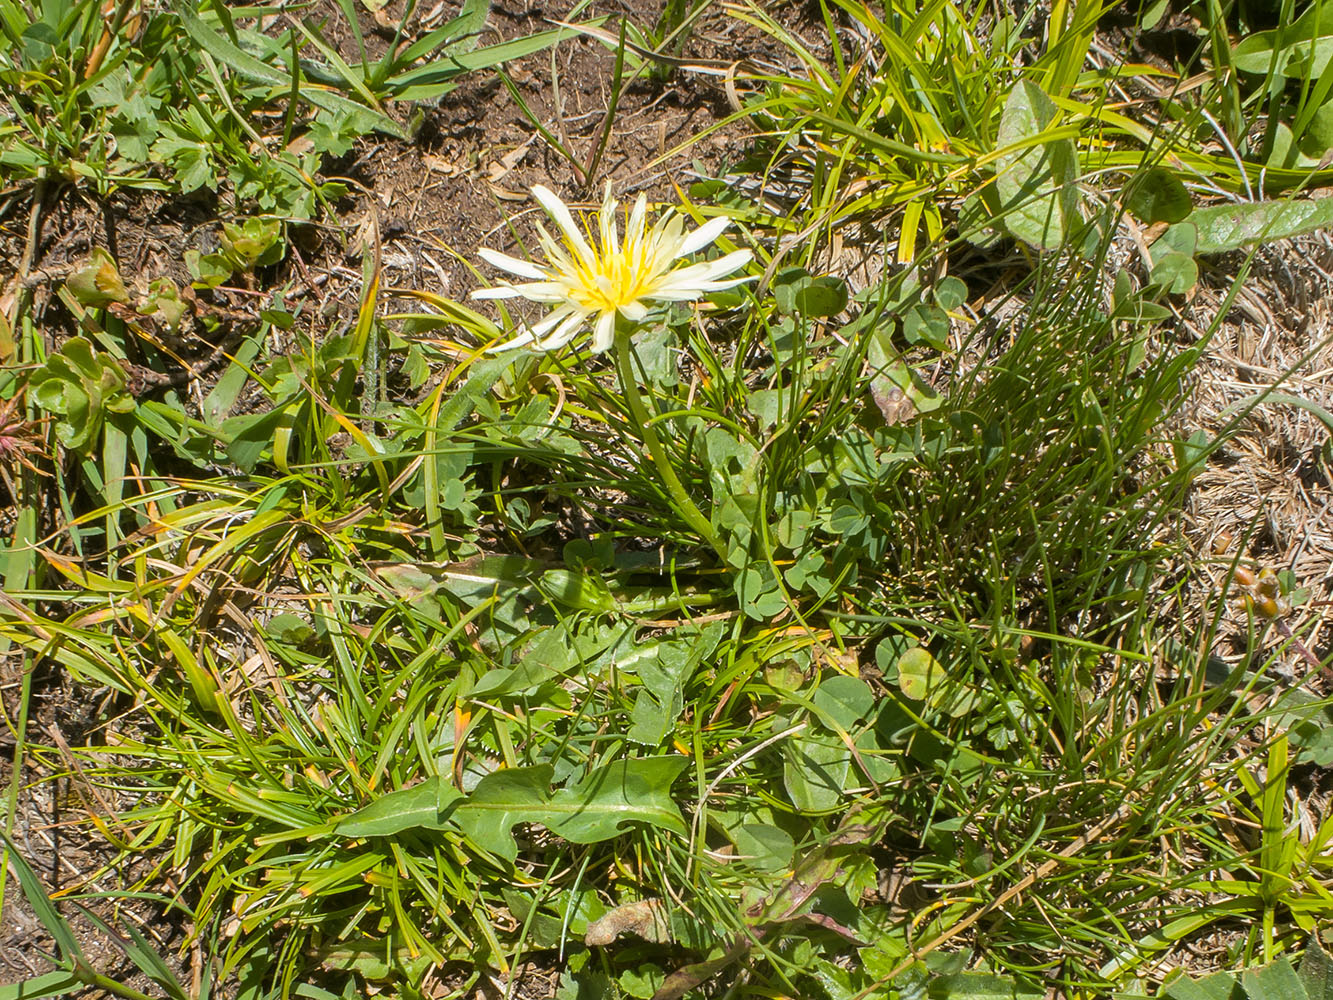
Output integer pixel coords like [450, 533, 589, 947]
[319, 943, 436, 982]
[729, 823, 795, 872]
[1167, 199, 1333, 255]
[734, 562, 785, 620]
[1233, 7, 1333, 78]
[868, 330, 942, 424]
[1163, 970, 1243, 1000]
[777, 510, 813, 549]
[638, 636, 709, 704]
[1149, 252, 1198, 295]
[469, 659, 555, 699]
[619, 965, 666, 999]
[793, 275, 849, 317]
[556, 967, 615, 1000]
[994, 79, 1081, 249]
[1301, 104, 1333, 158]
[632, 325, 681, 390]
[454, 766, 552, 861]
[335, 778, 463, 837]
[546, 757, 690, 844]
[541, 568, 617, 612]
[902, 304, 950, 350]
[746, 388, 785, 430]
[926, 972, 1044, 999]
[629, 631, 719, 743]
[65, 247, 128, 306]
[436, 554, 542, 597]
[1302, 934, 1333, 1000]
[1141, 0, 1168, 29]
[1242, 958, 1308, 1000]
[703, 426, 759, 494]
[783, 734, 850, 811]
[265, 612, 314, 645]
[933, 276, 968, 310]
[628, 689, 672, 746]
[471, 629, 574, 698]
[220, 405, 291, 473]
[855, 727, 901, 782]
[959, 187, 1005, 248]
[451, 758, 688, 860]
[828, 504, 867, 535]
[772, 266, 811, 315]
[1157, 223, 1201, 266]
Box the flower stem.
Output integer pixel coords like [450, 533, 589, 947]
[613, 332, 725, 561]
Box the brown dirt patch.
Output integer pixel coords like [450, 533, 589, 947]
[1182, 234, 1333, 675]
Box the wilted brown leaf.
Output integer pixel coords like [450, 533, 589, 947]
[584, 899, 671, 947]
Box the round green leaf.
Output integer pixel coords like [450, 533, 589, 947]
[1149, 251, 1198, 296]
[813, 675, 875, 729]
[1126, 167, 1192, 224]
[897, 646, 945, 701]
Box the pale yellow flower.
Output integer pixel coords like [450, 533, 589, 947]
[473, 185, 752, 353]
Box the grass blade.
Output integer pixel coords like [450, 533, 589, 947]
[0, 833, 84, 965]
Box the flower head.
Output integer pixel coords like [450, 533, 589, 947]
[474, 185, 752, 354]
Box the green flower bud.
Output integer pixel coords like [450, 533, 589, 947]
[66, 247, 129, 307]
[143, 277, 190, 333]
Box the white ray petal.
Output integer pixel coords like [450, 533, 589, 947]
[673, 216, 733, 259]
[618, 300, 649, 321]
[472, 286, 523, 300]
[532, 185, 595, 265]
[489, 326, 538, 352]
[652, 250, 753, 289]
[626, 194, 648, 248]
[598, 183, 618, 255]
[651, 213, 684, 253]
[481, 280, 575, 303]
[478, 248, 548, 280]
[649, 272, 754, 301]
[643, 286, 713, 302]
[528, 304, 583, 338]
[650, 278, 754, 302]
[590, 310, 617, 353]
[537, 310, 589, 351]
